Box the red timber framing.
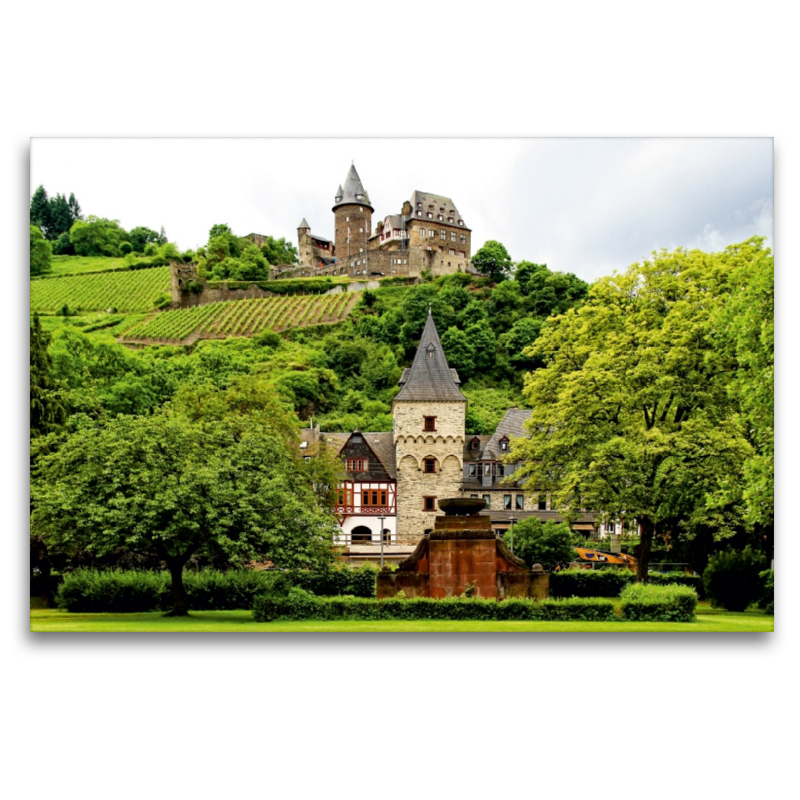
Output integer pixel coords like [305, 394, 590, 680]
[334, 481, 396, 516]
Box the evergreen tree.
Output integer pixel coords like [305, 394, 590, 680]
[48, 193, 73, 240]
[67, 193, 82, 224]
[30, 313, 66, 439]
[30, 185, 51, 238]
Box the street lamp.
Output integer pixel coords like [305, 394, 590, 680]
[378, 513, 386, 569]
[508, 514, 517, 554]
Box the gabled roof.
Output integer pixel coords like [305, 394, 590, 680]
[333, 163, 374, 211]
[321, 430, 396, 479]
[408, 190, 468, 228]
[485, 408, 533, 455]
[394, 310, 467, 403]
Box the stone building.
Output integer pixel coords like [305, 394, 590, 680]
[303, 309, 597, 561]
[276, 163, 473, 281]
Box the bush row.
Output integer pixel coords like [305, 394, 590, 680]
[619, 584, 698, 622]
[550, 570, 704, 599]
[252, 590, 617, 622]
[55, 566, 379, 613]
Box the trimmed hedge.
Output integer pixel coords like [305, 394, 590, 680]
[619, 584, 698, 622]
[252, 590, 617, 622]
[55, 566, 379, 613]
[56, 570, 169, 613]
[551, 570, 704, 599]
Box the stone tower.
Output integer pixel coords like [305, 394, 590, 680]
[392, 309, 467, 544]
[332, 163, 374, 261]
[297, 217, 313, 266]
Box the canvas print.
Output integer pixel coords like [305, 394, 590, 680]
[29, 138, 774, 632]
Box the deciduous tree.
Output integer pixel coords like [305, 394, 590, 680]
[30, 225, 52, 276]
[472, 240, 513, 283]
[510, 243, 755, 580]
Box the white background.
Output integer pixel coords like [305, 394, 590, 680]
[4, 3, 796, 799]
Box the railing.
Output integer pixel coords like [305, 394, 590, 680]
[334, 506, 396, 515]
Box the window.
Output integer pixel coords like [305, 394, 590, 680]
[359, 227, 363, 233]
[427, 212, 433, 218]
[304, 456, 311, 463]
[448, 217, 454, 223]
[504, 495, 512, 510]
[469, 465, 477, 476]
[483, 494, 491, 508]
[345, 458, 369, 472]
[449, 249, 455, 255]
[300, 441, 308, 449]
[515, 494, 524, 510]
[451, 232, 457, 241]
[460, 234, 467, 244]
[417, 211, 422, 217]
[538, 494, 547, 510]
[459, 220, 464, 226]
[417, 202, 422, 208]
[423, 458, 436, 473]
[500, 436, 509, 451]
[438, 215, 443, 221]
[419, 228, 425, 236]
[423, 496, 436, 511]
[423, 416, 436, 431]
[429, 230, 435, 237]
[363, 489, 388, 507]
[470, 494, 478, 498]
[346, 216, 349, 222]
[441, 230, 446, 240]
[470, 437, 480, 451]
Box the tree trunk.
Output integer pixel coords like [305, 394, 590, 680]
[636, 517, 654, 583]
[165, 560, 189, 617]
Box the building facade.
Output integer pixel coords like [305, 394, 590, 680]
[304, 310, 598, 559]
[274, 163, 474, 281]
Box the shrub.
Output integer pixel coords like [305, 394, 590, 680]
[703, 547, 767, 611]
[504, 518, 578, 571]
[252, 330, 282, 348]
[185, 279, 203, 294]
[56, 570, 168, 613]
[550, 569, 632, 598]
[620, 584, 698, 622]
[647, 572, 705, 599]
[251, 594, 617, 623]
[759, 569, 774, 615]
[120, 242, 133, 255]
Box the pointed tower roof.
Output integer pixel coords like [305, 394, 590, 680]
[394, 310, 467, 403]
[332, 163, 374, 211]
[298, 217, 310, 230]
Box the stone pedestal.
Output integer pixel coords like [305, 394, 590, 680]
[376, 500, 549, 600]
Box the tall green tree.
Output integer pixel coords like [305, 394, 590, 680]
[69, 216, 128, 257]
[30, 225, 52, 276]
[472, 240, 513, 283]
[30, 186, 52, 238]
[32, 379, 339, 615]
[260, 235, 298, 266]
[30, 312, 66, 440]
[503, 518, 577, 571]
[510, 243, 755, 581]
[128, 226, 163, 253]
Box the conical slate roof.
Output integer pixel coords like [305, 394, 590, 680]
[394, 310, 467, 403]
[298, 217, 310, 229]
[332, 163, 373, 211]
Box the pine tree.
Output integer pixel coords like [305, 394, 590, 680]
[48, 193, 73, 240]
[30, 185, 52, 238]
[30, 312, 66, 438]
[67, 192, 82, 225]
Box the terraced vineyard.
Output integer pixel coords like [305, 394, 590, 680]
[30, 267, 171, 313]
[118, 291, 359, 345]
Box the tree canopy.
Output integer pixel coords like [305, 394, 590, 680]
[31, 378, 341, 615]
[509, 240, 767, 580]
[30, 225, 52, 276]
[504, 518, 577, 571]
[472, 240, 513, 282]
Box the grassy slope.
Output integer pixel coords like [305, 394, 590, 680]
[30, 605, 774, 633]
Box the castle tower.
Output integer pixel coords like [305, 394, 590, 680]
[297, 217, 313, 266]
[392, 309, 467, 544]
[332, 163, 374, 261]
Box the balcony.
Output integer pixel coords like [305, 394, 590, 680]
[334, 505, 396, 515]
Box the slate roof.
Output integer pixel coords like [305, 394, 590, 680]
[484, 408, 533, 458]
[394, 310, 467, 404]
[408, 190, 469, 229]
[298, 218, 310, 229]
[333, 164, 374, 211]
[319, 430, 397, 479]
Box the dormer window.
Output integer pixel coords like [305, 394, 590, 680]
[499, 436, 509, 451]
[417, 202, 422, 208]
[459, 220, 464, 226]
[426, 344, 436, 358]
[470, 437, 480, 451]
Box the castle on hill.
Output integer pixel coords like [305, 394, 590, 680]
[274, 163, 474, 281]
[301, 308, 598, 563]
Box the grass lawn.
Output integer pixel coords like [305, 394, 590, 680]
[29, 603, 774, 633]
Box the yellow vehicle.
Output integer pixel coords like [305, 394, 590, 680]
[574, 547, 637, 570]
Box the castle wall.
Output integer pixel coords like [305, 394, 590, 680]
[393, 401, 466, 544]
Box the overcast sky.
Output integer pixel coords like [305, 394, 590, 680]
[30, 137, 772, 283]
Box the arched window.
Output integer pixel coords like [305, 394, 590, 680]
[350, 525, 372, 543]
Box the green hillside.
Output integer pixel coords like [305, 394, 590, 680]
[30, 267, 171, 313]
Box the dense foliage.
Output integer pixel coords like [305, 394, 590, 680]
[55, 566, 379, 612]
[702, 546, 767, 611]
[619, 584, 698, 622]
[252, 589, 618, 622]
[30, 185, 83, 242]
[504, 518, 578, 571]
[30, 225, 52, 277]
[32, 379, 342, 615]
[550, 569, 704, 599]
[510, 239, 772, 580]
